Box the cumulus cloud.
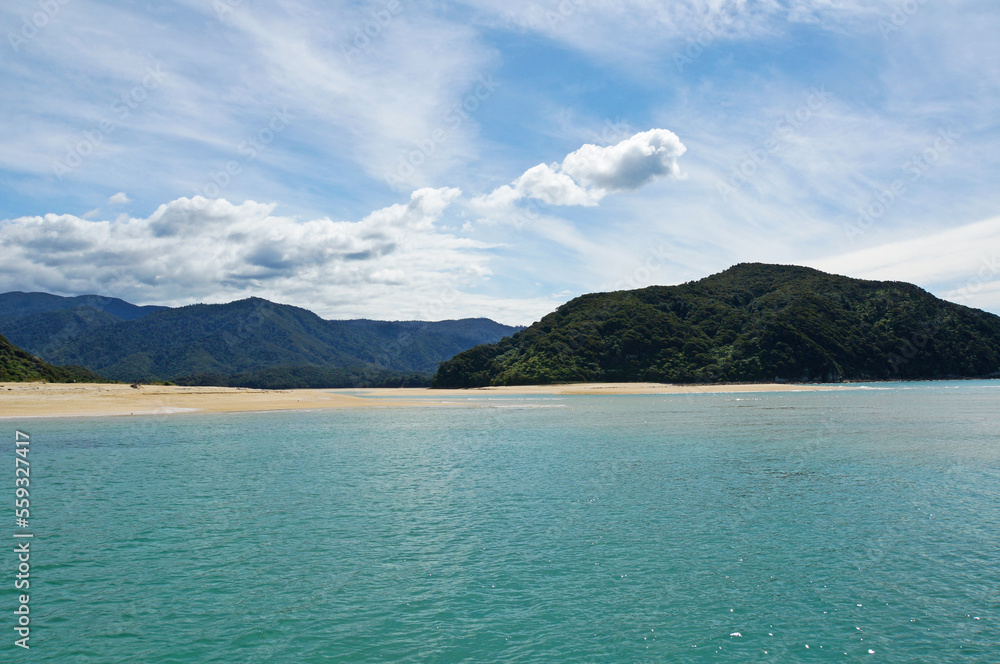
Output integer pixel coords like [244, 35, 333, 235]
[473, 129, 686, 209]
[512, 164, 598, 206]
[108, 192, 131, 205]
[561, 129, 686, 191]
[0, 188, 507, 320]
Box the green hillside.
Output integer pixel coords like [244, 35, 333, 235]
[0, 333, 107, 383]
[433, 263, 1000, 387]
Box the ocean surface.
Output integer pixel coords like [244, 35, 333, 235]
[7, 381, 999, 662]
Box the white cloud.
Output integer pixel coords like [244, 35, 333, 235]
[473, 184, 522, 209]
[512, 164, 598, 206]
[0, 189, 543, 321]
[561, 129, 686, 191]
[108, 192, 131, 205]
[473, 129, 687, 210]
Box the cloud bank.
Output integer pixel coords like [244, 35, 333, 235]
[0, 188, 507, 320]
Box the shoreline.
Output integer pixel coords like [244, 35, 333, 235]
[0, 381, 855, 419]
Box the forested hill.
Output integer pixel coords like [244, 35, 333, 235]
[0, 333, 107, 383]
[0, 293, 520, 388]
[432, 263, 1000, 387]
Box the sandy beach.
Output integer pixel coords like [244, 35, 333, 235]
[0, 381, 851, 419]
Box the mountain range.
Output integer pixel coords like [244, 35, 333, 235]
[433, 263, 1000, 387]
[6, 263, 1000, 389]
[0, 292, 521, 388]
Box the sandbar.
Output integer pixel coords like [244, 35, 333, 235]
[0, 381, 852, 419]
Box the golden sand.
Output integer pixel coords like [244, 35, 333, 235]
[0, 381, 850, 419]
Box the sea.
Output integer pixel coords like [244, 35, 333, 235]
[7, 380, 999, 662]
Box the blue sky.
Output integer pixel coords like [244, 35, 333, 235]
[1, 0, 998, 324]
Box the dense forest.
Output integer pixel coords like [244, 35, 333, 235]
[433, 263, 1000, 387]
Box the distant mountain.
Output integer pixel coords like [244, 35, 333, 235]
[0, 333, 106, 383]
[0, 293, 521, 387]
[433, 263, 1000, 387]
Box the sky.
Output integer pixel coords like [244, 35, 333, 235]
[1, 0, 998, 325]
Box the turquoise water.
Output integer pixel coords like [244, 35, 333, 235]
[6, 381, 999, 662]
